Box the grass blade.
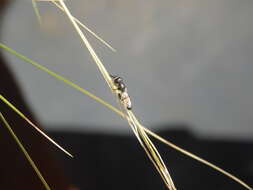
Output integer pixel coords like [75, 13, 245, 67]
[57, 2, 177, 188]
[51, 1, 116, 52]
[34, 0, 116, 52]
[32, 0, 42, 25]
[0, 112, 51, 190]
[0, 42, 121, 117]
[144, 128, 253, 190]
[57, 0, 114, 89]
[0, 94, 73, 158]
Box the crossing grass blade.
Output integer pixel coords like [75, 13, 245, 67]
[0, 42, 252, 189]
[0, 112, 51, 190]
[34, 0, 116, 52]
[0, 94, 73, 158]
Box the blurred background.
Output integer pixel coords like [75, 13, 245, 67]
[2, 0, 253, 139]
[1, 0, 253, 139]
[0, 0, 252, 190]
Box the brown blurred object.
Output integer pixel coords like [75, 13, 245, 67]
[0, 1, 74, 189]
[68, 187, 80, 190]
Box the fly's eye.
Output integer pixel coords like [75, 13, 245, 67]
[127, 105, 132, 110]
[115, 77, 123, 84]
[118, 83, 126, 91]
[110, 75, 117, 82]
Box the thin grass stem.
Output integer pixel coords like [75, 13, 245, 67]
[0, 94, 73, 158]
[57, 1, 114, 89]
[0, 112, 51, 190]
[144, 128, 253, 190]
[48, 2, 177, 188]
[35, 0, 116, 52]
[51, 1, 116, 52]
[32, 0, 42, 25]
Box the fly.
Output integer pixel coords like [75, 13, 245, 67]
[110, 75, 132, 110]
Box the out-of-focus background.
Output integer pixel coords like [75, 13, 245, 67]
[1, 1, 253, 190]
[2, 0, 253, 139]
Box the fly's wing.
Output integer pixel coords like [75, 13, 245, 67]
[115, 93, 128, 119]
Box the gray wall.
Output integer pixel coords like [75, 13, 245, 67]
[2, 0, 253, 138]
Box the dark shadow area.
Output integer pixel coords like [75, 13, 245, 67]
[50, 128, 253, 190]
[0, 48, 71, 189]
[0, 2, 71, 189]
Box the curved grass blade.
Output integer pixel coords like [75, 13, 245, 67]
[0, 94, 73, 158]
[0, 42, 251, 189]
[0, 112, 51, 190]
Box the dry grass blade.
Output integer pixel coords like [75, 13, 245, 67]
[127, 111, 176, 190]
[144, 128, 253, 190]
[0, 43, 252, 189]
[0, 94, 73, 158]
[0, 112, 51, 190]
[57, 0, 113, 88]
[56, 1, 177, 188]
[35, 0, 116, 52]
[51, 1, 116, 52]
[32, 0, 42, 25]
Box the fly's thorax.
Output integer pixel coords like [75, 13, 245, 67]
[110, 74, 132, 110]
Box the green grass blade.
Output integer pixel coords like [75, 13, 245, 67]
[0, 112, 51, 190]
[0, 42, 121, 117]
[0, 94, 73, 158]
